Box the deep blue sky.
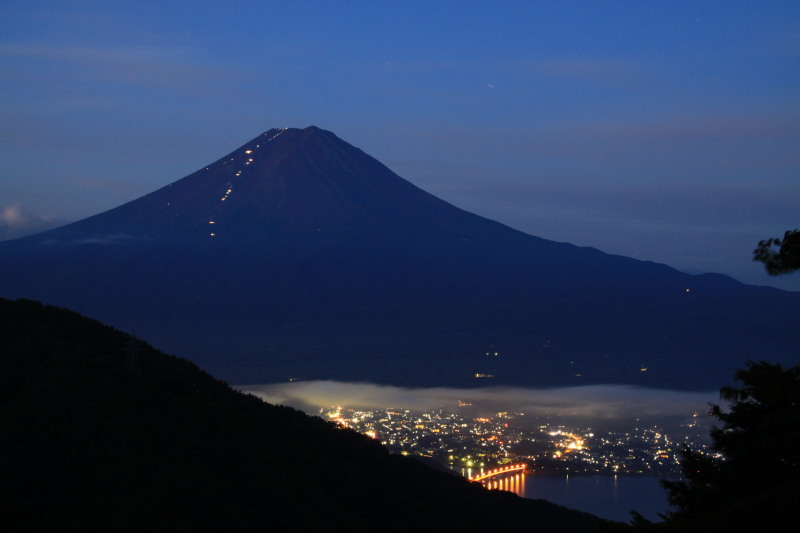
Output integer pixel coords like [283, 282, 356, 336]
[2, 1, 798, 289]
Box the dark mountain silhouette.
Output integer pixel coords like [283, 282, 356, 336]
[1, 297, 607, 532]
[0, 126, 797, 389]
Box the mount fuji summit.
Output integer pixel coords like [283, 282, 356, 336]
[1, 126, 797, 388]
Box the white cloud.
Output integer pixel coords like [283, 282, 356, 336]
[0, 204, 66, 241]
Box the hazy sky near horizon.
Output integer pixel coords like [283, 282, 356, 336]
[2, 1, 799, 289]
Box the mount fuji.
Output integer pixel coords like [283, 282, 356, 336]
[1, 126, 797, 389]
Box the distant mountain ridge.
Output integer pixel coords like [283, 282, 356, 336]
[0, 126, 797, 389]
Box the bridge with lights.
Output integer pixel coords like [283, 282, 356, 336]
[470, 462, 526, 482]
[470, 463, 527, 493]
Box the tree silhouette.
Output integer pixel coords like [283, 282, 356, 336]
[655, 361, 800, 530]
[753, 229, 800, 275]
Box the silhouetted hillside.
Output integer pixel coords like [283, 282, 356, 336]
[0, 298, 607, 532]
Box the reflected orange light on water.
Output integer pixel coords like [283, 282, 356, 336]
[470, 463, 527, 496]
[470, 463, 526, 482]
[483, 473, 525, 496]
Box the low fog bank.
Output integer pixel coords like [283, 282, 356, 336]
[238, 381, 719, 436]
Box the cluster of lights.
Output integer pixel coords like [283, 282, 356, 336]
[548, 430, 587, 455]
[220, 184, 233, 202]
[317, 404, 693, 482]
[202, 131, 292, 239]
[470, 463, 526, 482]
[265, 128, 287, 142]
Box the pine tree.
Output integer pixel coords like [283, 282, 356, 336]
[658, 361, 800, 530]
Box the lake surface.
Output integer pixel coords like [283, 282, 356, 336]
[523, 475, 671, 523]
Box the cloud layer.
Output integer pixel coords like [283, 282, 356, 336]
[239, 381, 718, 433]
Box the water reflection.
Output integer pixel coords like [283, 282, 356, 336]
[458, 466, 667, 521]
[475, 472, 527, 497]
[522, 475, 668, 522]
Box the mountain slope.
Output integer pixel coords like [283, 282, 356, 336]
[20, 126, 521, 244]
[0, 298, 607, 532]
[0, 127, 797, 389]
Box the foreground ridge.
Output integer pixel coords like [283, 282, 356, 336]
[0, 297, 607, 532]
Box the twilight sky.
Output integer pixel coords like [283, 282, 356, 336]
[2, 1, 799, 289]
